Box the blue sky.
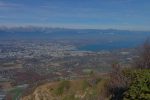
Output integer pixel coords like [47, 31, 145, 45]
[0, 0, 150, 30]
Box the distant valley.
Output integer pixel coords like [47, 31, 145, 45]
[0, 27, 150, 100]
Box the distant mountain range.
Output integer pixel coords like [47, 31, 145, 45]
[0, 26, 150, 41]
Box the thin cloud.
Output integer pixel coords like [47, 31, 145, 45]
[0, 1, 21, 8]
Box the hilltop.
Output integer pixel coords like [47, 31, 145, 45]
[21, 75, 108, 100]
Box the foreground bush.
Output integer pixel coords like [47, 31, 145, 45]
[106, 65, 150, 100]
[123, 69, 150, 100]
[105, 63, 128, 100]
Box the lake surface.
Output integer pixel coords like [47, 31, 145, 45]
[78, 40, 144, 51]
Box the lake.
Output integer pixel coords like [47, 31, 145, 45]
[78, 40, 144, 51]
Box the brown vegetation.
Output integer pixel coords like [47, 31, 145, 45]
[105, 39, 150, 100]
[134, 39, 150, 69]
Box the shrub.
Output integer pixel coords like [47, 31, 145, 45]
[134, 39, 150, 69]
[105, 63, 128, 100]
[123, 69, 150, 100]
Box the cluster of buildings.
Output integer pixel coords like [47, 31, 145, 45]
[0, 41, 95, 59]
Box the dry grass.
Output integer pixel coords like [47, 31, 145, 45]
[21, 77, 108, 100]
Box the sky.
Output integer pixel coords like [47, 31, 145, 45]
[0, 0, 150, 30]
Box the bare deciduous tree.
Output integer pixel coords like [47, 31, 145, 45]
[135, 39, 150, 69]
